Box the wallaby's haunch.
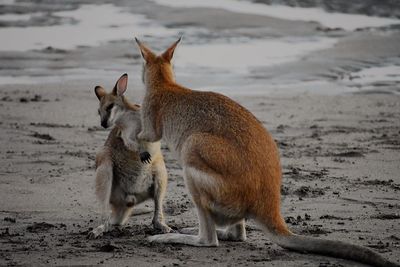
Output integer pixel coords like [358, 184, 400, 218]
[134, 38, 398, 267]
[88, 73, 171, 238]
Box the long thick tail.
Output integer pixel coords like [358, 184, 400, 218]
[268, 231, 399, 267]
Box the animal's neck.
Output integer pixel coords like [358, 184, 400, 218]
[114, 108, 136, 127]
[146, 65, 176, 90]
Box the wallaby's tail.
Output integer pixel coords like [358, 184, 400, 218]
[268, 231, 399, 267]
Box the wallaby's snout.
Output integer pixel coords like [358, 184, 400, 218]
[101, 119, 109, 129]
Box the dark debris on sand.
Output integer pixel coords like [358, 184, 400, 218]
[96, 242, 119, 252]
[30, 131, 55, 141]
[26, 222, 56, 233]
[294, 185, 327, 198]
[4, 217, 16, 223]
[30, 122, 74, 128]
[371, 214, 400, 220]
[19, 94, 49, 103]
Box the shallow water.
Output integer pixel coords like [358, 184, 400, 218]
[0, 1, 398, 96]
[174, 37, 337, 73]
[339, 65, 400, 94]
[0, 68, 125, 85]
[152, 0, 400, 31]
[0, 4, 175, 51]
[0, 3, 339, 89]
[347, 65, 400, 84]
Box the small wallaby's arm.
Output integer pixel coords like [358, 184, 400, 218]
[120, 124, 139, 152]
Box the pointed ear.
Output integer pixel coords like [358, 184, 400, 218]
[135, 37, 155, 62]
[161, 37, 181, 62]
[94, 86, 106, 100]
[113, 73, 128, 96]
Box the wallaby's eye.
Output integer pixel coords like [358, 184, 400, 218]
[106, 104, 114, 111]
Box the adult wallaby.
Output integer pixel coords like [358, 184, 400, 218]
[88, 73, 171, 238]
[134, 38, 398, 267]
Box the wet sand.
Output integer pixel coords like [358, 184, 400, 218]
[0, 84, 399, 266]
[0, 0, 399, 266]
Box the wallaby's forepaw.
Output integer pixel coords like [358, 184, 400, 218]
[140, 151, 152, 164]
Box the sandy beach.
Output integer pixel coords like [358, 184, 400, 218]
[0, 0, 399, 266]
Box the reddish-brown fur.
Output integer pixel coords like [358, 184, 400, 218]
[138, 40, 288, 234]
[135, 38, 398, 267]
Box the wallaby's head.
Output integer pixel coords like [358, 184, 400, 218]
[94, 73, 128, 129]
[135, 37, 181, 86]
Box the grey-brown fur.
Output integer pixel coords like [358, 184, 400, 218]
[88, 74, 171, 238]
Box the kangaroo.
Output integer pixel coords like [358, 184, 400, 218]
[133, 38, 399, 267]
[88, 73, 171, 238]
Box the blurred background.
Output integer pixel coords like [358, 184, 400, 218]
[0, 0, 399, 96]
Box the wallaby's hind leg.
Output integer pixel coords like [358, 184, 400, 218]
[88, 153, 113, 239]
[89, 205, 133, 239]
[88, 150, 133, 238]
[148, 167, 218, 246]
[152, 160, 172, 233]
[148, 203, 218, 246]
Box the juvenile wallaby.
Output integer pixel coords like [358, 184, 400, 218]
[88, 73, 171, 238]
[134, 38, 398, 267]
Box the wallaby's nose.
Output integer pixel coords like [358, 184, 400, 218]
[101, 120, 108, 129]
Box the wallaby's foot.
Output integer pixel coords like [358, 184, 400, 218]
[87, 225, 106, 239]
[140, 151, 151, 164]
[179, 227, 246, 241]
[148, 233, 218, 247]
[153, 221, 173, 234]
[216, 229, 246, 241]
[179, 227, 197, 235]
[217, 221, 247, 241]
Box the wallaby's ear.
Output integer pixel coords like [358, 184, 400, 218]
[161, 37, 181, 62]
[135, 37, 155, 62]
[94, 86, 106, 100]
[113, 73, 128, 96]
